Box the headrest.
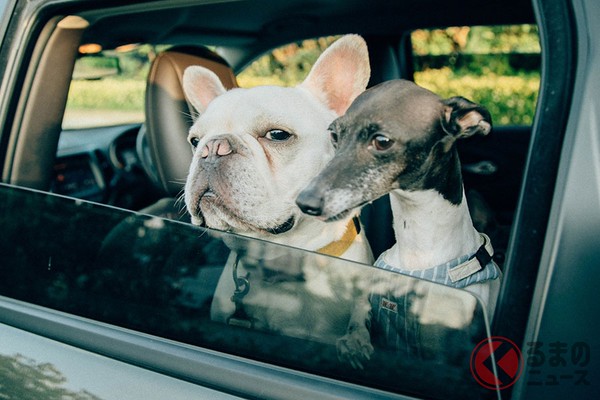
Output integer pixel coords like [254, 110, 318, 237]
[143, 46, 238, 196]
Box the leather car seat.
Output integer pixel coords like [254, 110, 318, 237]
[138, 46, 238, 220]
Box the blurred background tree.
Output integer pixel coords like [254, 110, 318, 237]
[0, 354, 101, 400]
[412, 25, 540, 125]
[237, 25, 540, 126]
[237, 36, 338, 87]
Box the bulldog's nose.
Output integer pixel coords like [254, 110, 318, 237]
[201, 137, 233, 159]
[296, 190, 324, 216]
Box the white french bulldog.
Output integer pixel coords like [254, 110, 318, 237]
[182, 35, 373, 342]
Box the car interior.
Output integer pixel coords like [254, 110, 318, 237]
[0, 0, 556, 398]
[3, 0, 537, 256]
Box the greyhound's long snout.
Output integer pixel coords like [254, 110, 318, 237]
[296, 188, 324, 216]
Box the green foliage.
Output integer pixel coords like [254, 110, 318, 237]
[72, 55, 120, 80]
[237, 36, 339, 87]
[414, 67, 539, 125]
[412, 24, 540, 125]
[66, 44, 161, 112]
[109, 44, 166, 80]
[411, 25, 540, 55]
[66, 77, 145, 111]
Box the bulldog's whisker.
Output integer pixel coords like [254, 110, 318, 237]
[178, 110, 196, 124]
[174, 187, 185, 199]
[169, 184, 187, 205]
[175, 196, 186, 210]
[174, 190, 188, 216]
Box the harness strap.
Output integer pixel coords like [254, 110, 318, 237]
[227, 253, 254, 328]
[448, 233, 494, 283]
[374, 232, 500, 289]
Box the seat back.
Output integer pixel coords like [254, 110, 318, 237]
[143, 46, 238, 197]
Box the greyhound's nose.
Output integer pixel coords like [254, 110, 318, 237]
[201, 137, 233, 159]
[296, 190, 324, 216]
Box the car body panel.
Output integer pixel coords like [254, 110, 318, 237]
[0, 321, 242, 400]
[514, 0, 600, 397]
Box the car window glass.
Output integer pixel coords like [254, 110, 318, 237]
[236, 36, 339, 87]
[62, 44, 166, 130]
[0, 184, 494, 399]
[412, 24, 541, 126]
[63, 36, 337, 129]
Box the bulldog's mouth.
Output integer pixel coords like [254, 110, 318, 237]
[189, 190, 214, 224]
[192, 188, 296, 235]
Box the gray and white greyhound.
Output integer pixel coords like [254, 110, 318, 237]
[296, 79, 501, 366]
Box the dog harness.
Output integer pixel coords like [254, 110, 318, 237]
[369, 233, 500, 354]
[373, 233, 501, 289]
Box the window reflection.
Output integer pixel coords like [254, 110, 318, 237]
[0, 184, 493, 399]
[0, 353, 103, 400]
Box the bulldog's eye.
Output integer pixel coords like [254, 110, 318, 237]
[189, 137, 200, 148]
[370, 134, 394, 151]
[265, 129, 292, 141]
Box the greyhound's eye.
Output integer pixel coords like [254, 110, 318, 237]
[370, 134, 394, 151]
[265, 129, 292, 141]
[190, 137, 200, 148]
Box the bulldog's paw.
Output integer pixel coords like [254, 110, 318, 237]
[336, 326, 374, 370]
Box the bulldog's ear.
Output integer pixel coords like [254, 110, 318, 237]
[300, 35, 371, 116]
[183, 65, 227, 114]
[441, 96, 492, 140]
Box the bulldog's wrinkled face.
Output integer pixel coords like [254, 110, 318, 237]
[184, 86, 336, 235]
[182, 35, 371, 238]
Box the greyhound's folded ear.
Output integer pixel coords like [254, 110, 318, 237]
[300, 34, 371, 116]
[441, 96, 492, 140]
[183, 66, 228, 115]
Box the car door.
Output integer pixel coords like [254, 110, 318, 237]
[0, 0, 597, 399]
